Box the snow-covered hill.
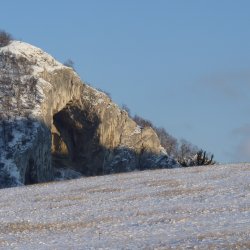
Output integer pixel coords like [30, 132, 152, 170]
[0, 163, 249, 249]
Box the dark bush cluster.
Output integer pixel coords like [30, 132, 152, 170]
[0, 30, 13, 47]
[195, 150, 215, 165]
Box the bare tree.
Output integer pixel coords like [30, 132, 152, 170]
[133, 115, 153, 128]
[64, 59, 75, 70]
[177, 139, 198, 166]
[0, 30, 13, 47]
[121, 104, 131, 117]
[154, 127, 178, 156]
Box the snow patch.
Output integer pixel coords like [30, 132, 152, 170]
[131, 125, 142, 135]
[0, 41, 64, 74]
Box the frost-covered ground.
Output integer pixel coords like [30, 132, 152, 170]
[0, 164, 249, 249]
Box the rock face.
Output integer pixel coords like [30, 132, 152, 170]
[0, 41, 179, 188]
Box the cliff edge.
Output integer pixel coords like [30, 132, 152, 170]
[0, 41, 179, 188]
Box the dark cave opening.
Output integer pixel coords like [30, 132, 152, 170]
[51, 103, 103, 176]
[51, 111, 74, 171]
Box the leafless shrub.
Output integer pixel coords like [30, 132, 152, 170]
[121, 104, 131, 117]
[64, 59, 75, 70]
[176, 139, 198, 165]
[154, 127, 178, 156]
[133, 115, 153, 128]
[0, 30, 13, 47]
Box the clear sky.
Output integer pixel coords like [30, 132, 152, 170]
[1, 0, 250, 163]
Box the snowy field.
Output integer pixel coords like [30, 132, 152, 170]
[0, 164, 249, 249]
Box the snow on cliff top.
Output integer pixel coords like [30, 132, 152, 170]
[0, 41, 113, 103]
[0, 41, 64, 74]
[0, 163, 249, 249]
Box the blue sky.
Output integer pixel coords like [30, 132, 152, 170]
[1, 0, 250, 163]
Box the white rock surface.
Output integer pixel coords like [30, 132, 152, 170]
[0, 163, 249, 249]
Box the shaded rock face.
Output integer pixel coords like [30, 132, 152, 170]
[0, 41, 179, 188]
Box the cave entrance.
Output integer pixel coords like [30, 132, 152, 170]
[51, 102, 102, 177]
[51, 105, 80, 173]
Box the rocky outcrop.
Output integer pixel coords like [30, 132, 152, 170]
[0, 41, 179, 188]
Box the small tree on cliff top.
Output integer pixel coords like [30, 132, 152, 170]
[0, 30, 13, 47]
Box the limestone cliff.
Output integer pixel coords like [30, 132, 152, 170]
[0, 41, 179, 188]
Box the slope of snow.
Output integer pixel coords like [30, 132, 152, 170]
[0, 163, 249, 249]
